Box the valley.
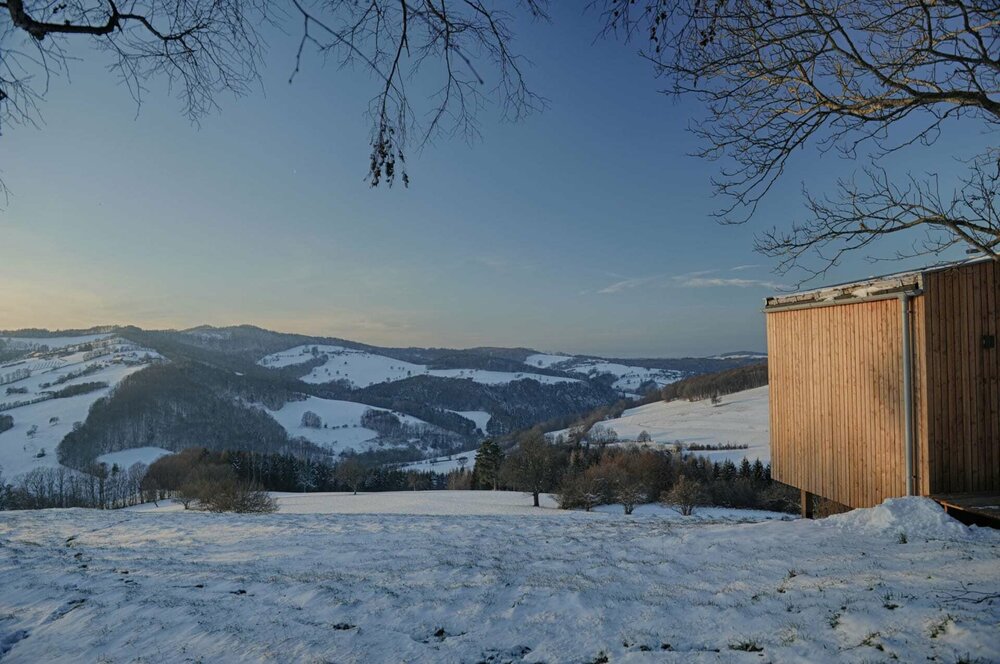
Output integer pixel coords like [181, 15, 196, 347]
[0, 325, 765, 484]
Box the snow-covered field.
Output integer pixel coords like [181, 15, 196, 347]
[266, 396, 431, 455]
[398, 453, 476, 474]
[557, 385, 770, 464]
[1, 493, 997, 663]
[131, 490, 790, 521]
[259, 345, 578, 388]
[450, 409, 491, 433]
[96, 447, 173, 469]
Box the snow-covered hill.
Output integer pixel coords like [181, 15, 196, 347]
[524, 353, 684, 392]
[552, 385, 770, 464]
[1, 325, 768, 477]
[0, 335, 161, 479]
[1, 494, 997, 663]
[260, 345, 579, 388]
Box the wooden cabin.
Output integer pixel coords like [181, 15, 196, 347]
[764, 258, 999, 522]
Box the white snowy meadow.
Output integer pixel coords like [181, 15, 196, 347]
[1, 491, 998, 663]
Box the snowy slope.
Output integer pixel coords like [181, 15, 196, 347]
[710, 351, 767, 360]
[0, 337, 161, 479]
[0, 333, 113, 351]
[267, 396, 433, 455]
[524, 353, 574, 369]
[449, 410, 491, 433]
[260, 345, 578, 387]
[525, 354, 683, 392]
[1, 495, 997, 663]
[566, 359, 684, 392]
[554, 385, 771, 464]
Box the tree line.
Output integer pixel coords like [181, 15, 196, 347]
[141, 448, 450, 502]
[0, 462, 149, 510]
[655, 363, 768, 404]
[471, 430, 797, 515]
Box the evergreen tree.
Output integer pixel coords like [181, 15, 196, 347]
[474, 439, 504, 490]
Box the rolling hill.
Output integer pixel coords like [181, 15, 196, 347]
[0, 325, 765, 481]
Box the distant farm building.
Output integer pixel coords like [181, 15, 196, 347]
[765, 258, 999, 523]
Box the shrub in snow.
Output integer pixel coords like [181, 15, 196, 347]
[300, 411, 322, 428]
[661, 476, 708, 516]
[617, 483, 646, 515]
[177, 464, 277, 513]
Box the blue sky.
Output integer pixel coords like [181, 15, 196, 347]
[0, 5, 974, 356]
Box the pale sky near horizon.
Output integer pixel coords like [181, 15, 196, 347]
[0, 5, 977, 357]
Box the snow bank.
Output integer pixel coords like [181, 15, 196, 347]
[825, 497, 974, 540]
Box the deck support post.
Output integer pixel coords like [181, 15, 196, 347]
[800, 489, 814, 519]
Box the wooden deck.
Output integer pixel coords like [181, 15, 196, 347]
[932, 493, 1000, 528]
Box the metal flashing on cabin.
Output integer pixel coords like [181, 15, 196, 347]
[763, 256, 992, 311]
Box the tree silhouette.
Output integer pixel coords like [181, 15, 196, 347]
[1, 0, 546, 188]
[601, 0, 999, 275]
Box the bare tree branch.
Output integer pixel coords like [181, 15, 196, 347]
[596, 0, 1000, 277]
[0, 0, 547, 190]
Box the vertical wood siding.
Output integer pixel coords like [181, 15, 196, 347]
[768, 298, 911, 508]
[923, 260, 1000, 494]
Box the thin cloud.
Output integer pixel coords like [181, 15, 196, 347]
[676, 269, 720, 278]
[594, 268, 785, 295]
[730, 264, 762, 272]
[677, 277, 784, 289]
[596, 275, 666, 294]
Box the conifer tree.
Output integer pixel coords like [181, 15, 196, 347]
[474, 440, 504, 491]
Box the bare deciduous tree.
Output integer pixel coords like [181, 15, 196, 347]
[1, 0, 546, 188]
[334, 456, 365, 494]
[600, 0, 1000, 276]
[501, 430, 558, 507]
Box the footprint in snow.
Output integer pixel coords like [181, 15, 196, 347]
[0, 629, 30, 657]
[42, 599, 86, 625]
[476, 645, 532, 663]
